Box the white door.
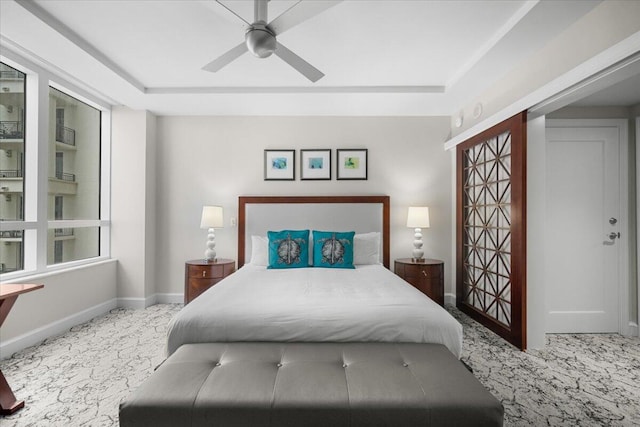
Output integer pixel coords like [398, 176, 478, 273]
[545, 124, 621, 333]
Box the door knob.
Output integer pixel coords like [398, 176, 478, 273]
[609, 217, 617, 225]
[608, 232, 620, 240]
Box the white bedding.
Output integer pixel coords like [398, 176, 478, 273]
[166, 264, 463, 358]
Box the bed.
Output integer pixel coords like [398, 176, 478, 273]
[121, 197, 502, 426]
[166, 196, 463, 359]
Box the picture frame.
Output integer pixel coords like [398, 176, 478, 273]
[337, 149, 368, 180]
[264, 149, 295, 181]
[300, 149, 331, 180]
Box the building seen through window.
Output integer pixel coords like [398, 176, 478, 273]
[0, 62, 25, 273]
[48, 87, 101, 265]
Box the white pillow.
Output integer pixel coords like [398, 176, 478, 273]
[354, 232, 381, 265]
[249, 235, 269, 266]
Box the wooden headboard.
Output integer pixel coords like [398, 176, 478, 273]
[238, 196, 390, 268]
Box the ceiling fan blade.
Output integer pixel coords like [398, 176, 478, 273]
[274, 42, 324, 83]
[269, 1, 342, 35]
[202, 42, 248, 72]
[199, 0, 249, 27]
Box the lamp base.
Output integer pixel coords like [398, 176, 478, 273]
[204, 228, 217, 262]
[412, 257, 425, 263]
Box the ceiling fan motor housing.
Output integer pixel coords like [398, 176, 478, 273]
[245, 22, 277, 58]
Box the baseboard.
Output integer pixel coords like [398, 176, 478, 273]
[117, 293, 183, 308]
[627, 321, 639, 337]
[117, 294, 158, 309]
[155, 293, 184, 304]
[444, 293, 456, 307]
[0, 298, 118, 360]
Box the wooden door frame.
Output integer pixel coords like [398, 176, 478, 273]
[456, 111, 527, 350]
[545, 118, 631, 336]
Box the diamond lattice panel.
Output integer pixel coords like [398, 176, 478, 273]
[462, 130, 512, 328]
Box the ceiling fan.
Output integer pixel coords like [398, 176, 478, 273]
[202, 0, 341, 82]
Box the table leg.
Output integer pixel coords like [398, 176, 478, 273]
[0, 369, 24, 415]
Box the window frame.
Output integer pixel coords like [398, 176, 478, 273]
[0, 51, 111, 281]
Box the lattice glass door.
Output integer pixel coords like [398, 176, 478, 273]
[456, 112, 527, 350]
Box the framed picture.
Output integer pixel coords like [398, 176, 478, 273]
[300, 149, 331, 180]
[264, 149, 295, 181]
[337, 149, 368, 180]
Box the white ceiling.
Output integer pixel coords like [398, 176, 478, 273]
[0, 0, 605, 116]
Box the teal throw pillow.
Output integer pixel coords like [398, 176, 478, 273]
[267, 230, 310, 269]
[312, 230, 355, 269]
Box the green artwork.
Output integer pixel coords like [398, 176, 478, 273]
[344, 157, 359, 169]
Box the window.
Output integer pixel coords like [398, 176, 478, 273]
[0, 58, 110, 279]
[48, 88, 101, 265]
[0, 62, 26, 273]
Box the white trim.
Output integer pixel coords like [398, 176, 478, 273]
[637, 115, 640, 337]
[528, 52, 640, 117]
[444, 31, 640, 151]
[445, 0, 538, 88]
[0, 43, 116, 109]
[156, 293, 184, 304]
[630, 322, 639, 338]
[546, 119, 631, 336]
[0, 298, 118, 359]
[116, 294, 183, 308]
[0, 258, 114, 283]
[450, 150, 457, 307]
[13, 0, 145, 93]
[444, 292, 456, 307]
[146, 86, 445, 95]
[117, 295, 157, 310]
[526, 114, 547, 349]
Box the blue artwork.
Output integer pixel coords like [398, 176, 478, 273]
[308, 157, 323, 169]
[272, 157, 287, 169]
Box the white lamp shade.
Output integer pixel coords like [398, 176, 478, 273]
[200, 206, 224, 229]
[407, 207, 430, 228]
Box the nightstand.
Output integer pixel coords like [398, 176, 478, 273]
[184, 259, 235, 304]
[394, 258, 444, 306]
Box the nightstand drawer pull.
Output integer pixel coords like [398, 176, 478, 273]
[421, 270, 428, 277]
[202, 271, 206, 277]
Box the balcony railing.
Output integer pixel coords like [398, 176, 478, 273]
[54, 228, 74, 237]
[56, 125, 76, 146]
[0, 70, 23, 79]
[0, 121, 24, 139]
[55, 171, 76, 182]
[0, 230, 23, 238]
[0, 169, 23, 178]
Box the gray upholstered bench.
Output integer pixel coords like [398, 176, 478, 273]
[119, 342, 503, 427]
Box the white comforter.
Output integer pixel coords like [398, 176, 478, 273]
[166, 264, 463, 358]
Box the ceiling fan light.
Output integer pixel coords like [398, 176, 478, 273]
[245, 25, 276, 58]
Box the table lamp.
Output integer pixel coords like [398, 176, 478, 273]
[407, 206, 430, 262]
[200, 205, 224, 262]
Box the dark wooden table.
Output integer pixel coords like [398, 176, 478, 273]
[0, 283, 44, 415]
[394, 258, 444, 306]
[184, 259, 235, 304]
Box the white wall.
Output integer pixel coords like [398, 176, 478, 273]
[111, 107, 157, 307]
[451, 0, 640, 138]
[155, 116, 453, 298]
[0, 259, 117, 357]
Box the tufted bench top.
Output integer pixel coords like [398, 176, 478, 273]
[119, 342, 503, 427]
